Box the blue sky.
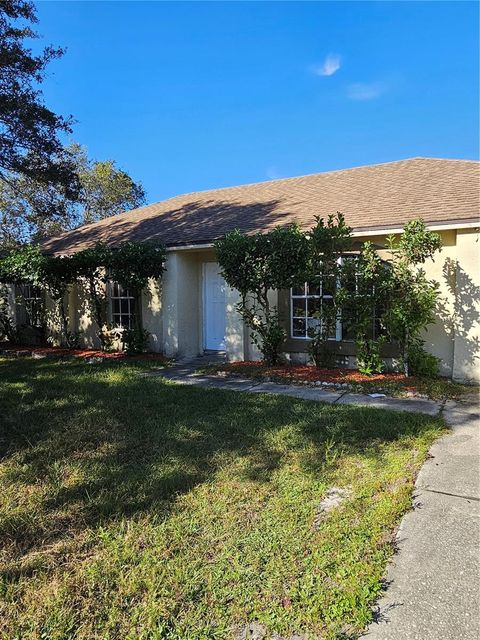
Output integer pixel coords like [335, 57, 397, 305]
[35, 1, 478, 203]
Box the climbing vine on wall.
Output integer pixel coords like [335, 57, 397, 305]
[0, 241, 166, 349]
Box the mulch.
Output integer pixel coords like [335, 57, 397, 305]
[0, 344, 167, 362]
[221, 360, 409, 384]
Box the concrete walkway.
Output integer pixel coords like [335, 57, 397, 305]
[146, 354, 443, 415]
[364, 395, 480, 639]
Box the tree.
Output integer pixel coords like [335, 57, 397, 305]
[80, 155, 146, 224]
[0, 153, 80, 247]
[215, 226, 308, 365]
[0, 1, 79, 197]
[345, 241, 390, 375]
[383, 219, 442, 376]
[0, 143, 146, 247]
[306, 213, 352, 367]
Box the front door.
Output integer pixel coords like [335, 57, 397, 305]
[204, 262, 226, 351]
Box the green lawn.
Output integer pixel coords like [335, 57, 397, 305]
[0, 357, 444, 640]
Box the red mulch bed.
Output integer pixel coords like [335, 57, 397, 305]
[0, 344, 167, 362]
[223, 361, 408, 384]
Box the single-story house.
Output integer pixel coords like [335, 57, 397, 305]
[10, 157, 480, 382]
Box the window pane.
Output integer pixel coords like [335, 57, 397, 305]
[308, 297, 321, 317]
[292, 284, 305, 296]
[307, 281, 320, 296]
[121, 299, 129, 314]
[307, 317, 320, 331]
[292, 299, 306, 317]
[112, 299, 120, 314]
[292, 318, 306, 337]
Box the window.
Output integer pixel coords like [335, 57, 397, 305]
[17, 284, 43, 327]
[291, 280, 340, 340]
[110, 282, 137, 329]
[290, 255, 387, 342]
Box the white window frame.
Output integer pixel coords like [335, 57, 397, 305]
[291, 282, 342, 342]
[18, 283, 43, 327]
[109, 282, 137, 330]
[290, 256, 358, 342]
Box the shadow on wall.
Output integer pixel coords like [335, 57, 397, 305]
[440, 257, 480, 375]
[44, 198, 298, 254]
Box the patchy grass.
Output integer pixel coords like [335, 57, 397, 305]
[200, 361, 472, 401]
[0, 357, 444, 640]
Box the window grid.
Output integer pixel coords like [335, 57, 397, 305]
[110, 282, 137, 329]
[291, 255, 386, 342]
[19, 284, 43, 327]
[291, 281, 341, 341]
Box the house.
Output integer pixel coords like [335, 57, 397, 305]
[16, 158, 480, 382]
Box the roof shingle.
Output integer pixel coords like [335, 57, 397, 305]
[42, 157, 480, 255]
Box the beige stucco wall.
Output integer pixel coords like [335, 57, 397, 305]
[162, 248, 221, 358]
[141, 278, 163, 352]
[451, 229, 480, 382]
[421, 230, 457, 378]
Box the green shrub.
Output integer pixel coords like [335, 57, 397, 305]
[356, 337, 385, 376]
[250, 315, 285, 366]
[65, 330, 82, 349]
[307, 331, 336, 368]
[408, 341, 440, 378]
[122, 327, 150, 355]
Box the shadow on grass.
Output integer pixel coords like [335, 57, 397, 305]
[0, 357, 440, 575]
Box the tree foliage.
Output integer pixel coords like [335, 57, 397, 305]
[384, 220, 442, 375]
[215, 226, 308, 365]
[80, 154, 146, 224]
[0, 144, 146, 247]
[0, 1, 79, 196]
[306, 213, 352, 367]
[216, 216, 442, 375]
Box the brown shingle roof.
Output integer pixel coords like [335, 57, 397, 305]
[42, 157, 480, 255]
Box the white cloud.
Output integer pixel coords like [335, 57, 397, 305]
[347, 82, 384, 100]
[266, 166, 281, 180]
[312, 53, 342, 77]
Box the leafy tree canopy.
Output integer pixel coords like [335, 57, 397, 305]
[0, 143, 146, 247]
[0, 1, 79, 196]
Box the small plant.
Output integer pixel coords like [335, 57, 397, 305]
[407, 340, 440, 378]
[250, 313, 285, 366]
[65, 330, 82, 349]
[97, 325, 121, 351]
[307, 329, 336, 368]
[122, 327, 150, 355]
[356, 337, 385, 376]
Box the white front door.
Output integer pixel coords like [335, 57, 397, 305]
[204, 262, 226, 350]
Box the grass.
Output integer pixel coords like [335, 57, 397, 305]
[0, 357, 445, 640]
[199, 361, 472, 401]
